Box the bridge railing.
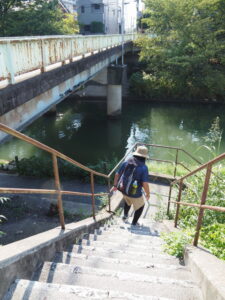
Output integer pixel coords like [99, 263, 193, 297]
[0, 34, 136, 86]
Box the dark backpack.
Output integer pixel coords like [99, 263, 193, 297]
[117, 157, 138, 196]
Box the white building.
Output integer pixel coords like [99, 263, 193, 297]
[76, 0, 144, 35]
[59, 0, 77, 13]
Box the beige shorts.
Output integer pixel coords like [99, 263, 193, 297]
[123, 194, 145, 211]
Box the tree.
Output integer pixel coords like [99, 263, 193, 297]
[61, 13, 79, 35]
[0, 0, 21, 36]
[135, 0, 225, 101]
[1, 0, 79, 37]
[90, 22, 104, 34]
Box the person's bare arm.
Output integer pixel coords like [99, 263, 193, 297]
[142, 182, 150, 201]
[112, 173, 120, 191]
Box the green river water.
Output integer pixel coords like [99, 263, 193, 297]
[1, 98, 225, 167]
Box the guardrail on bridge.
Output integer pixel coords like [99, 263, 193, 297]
[0, 34, 136, 86]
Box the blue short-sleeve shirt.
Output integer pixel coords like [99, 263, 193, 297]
[117, 158, 149, 198]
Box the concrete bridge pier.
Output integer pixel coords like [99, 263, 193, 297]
[107, 65, 126, 118]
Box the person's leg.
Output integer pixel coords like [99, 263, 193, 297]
[123, 201, 131, 219]
[122, 195, 131, 220]
[131, 196, 145, 225]
[132, 205, 144, 225]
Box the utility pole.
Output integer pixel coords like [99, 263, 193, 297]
[121, 0, 124, 65]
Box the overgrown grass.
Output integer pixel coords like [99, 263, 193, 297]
[161, 230, 193, 259]
[161, 118, 225, 260]
[96, 193, 109, 210]
[13, 155, 118, 184]
[147, 161, 190, 177]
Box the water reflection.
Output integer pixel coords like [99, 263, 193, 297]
[0, 99, 224, 165]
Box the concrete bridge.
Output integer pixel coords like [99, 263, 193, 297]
[0, 34, 136, 142]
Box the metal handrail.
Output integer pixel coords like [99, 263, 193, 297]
[0, 123, 107, 179]
[168, 152, 225, 246]
[173, 152, 225, 183]
[0, 123, 109, 229]
[0, 123, 206, 231]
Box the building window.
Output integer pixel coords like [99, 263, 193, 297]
[81, 5, 85, 13]
[92, 4, 101, 10]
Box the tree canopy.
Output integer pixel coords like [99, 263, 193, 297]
[0, 0, 79, 37]
[133, 0, 225, 101]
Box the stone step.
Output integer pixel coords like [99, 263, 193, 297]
[79, 238, 164, 253]
[37, 262, 203, 300]
[99, 220, 162, 230]
[97, 225, 162, 237]
[92, 223, 164, 236]
[4, 279, 173, 300]
[66, 244, 179, 265]
[71, 242, 172, 259]
[103, 219, 166, 229]
[53, 251, 192, 281]
[94, 227, 163, 238]
[82, 233, 165, 247]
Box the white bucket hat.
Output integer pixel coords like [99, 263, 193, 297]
[132, 145, 149, 159]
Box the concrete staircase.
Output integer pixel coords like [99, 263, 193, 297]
[4, 216, 203, 300]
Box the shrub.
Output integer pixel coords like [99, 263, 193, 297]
[90, 22, 104, 33]
[161, 231, 193, 258]
[200, 223, 225, 260]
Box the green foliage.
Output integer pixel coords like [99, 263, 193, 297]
[1, 0, 79, 36]
[15, 155, 91, 181]
[146, 161, 188, 177]
[200, 223, 225, 260]
[0, 0, 22, 36]
[130, 71, 175, 100]
[161, 230, 193, 258]
[154, 202, 175, 222]
[115, 207, 123, 217]
[134, 0, 225, 101]
[90, 22, 104, 34]
[163, 118, 225, 260]
[15, 155, 118, 184]
[178, 172, 225, 229]
[202, 116, 223, 157]
[61, 13, 79, 35]
[96, 193, 109, 210]
[178, 117, 225, 229]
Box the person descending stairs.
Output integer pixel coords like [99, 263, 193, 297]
[4, 212, 203, 300]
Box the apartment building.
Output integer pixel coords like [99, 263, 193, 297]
[76, 0, 144, 35]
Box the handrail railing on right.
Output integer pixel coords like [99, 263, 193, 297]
[168, 152, 225, 246]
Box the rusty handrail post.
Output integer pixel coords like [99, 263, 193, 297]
[167, 183, 173, 215]
[52, 154, 65, 230]
[108, 177, 111, 212]
[174, 149, 179, 178]
[90, 172, 96, 220]
[174, 179, 183, 227]
[193, 164, 212, 246]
